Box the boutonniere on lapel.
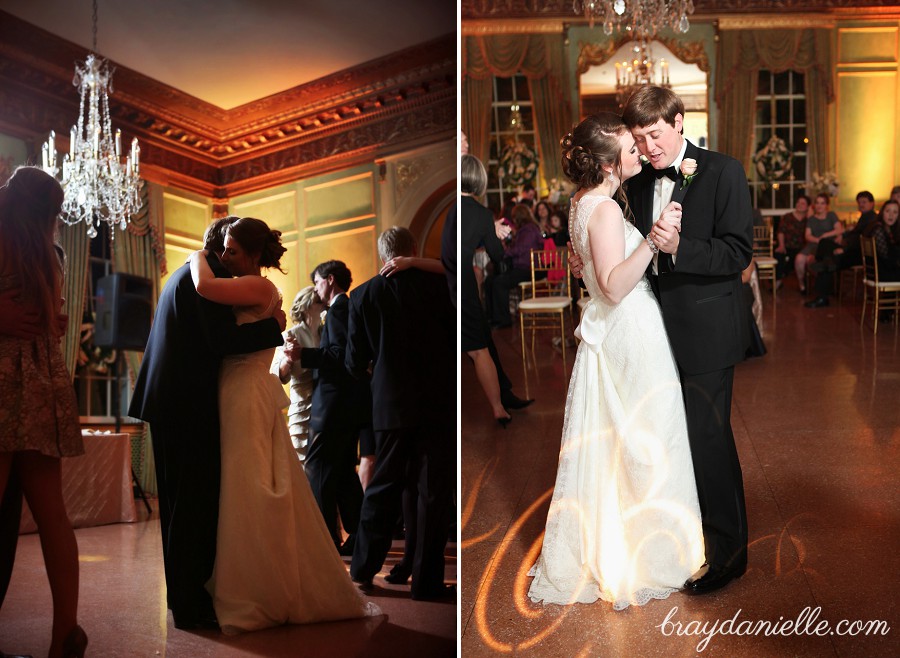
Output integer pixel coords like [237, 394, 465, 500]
[679, 158, 698, 190]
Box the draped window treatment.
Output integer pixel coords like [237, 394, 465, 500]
[463, 34, 573, 189]
[59, 224, 90, 381]
[112, 182, 166, 494]
[716, 29, 834, 177]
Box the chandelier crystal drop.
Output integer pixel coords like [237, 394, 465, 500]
[41, 1, 141, 239]
[573, 0, 694, 37]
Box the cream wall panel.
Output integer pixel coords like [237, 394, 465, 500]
[305, 173, 375, 227]
[233, 190, 298, 232]
[162, 192, 210, 239]
[306, 226, 378, 293]
[837, 71, 897, 203]
[838, 27, 898, 65]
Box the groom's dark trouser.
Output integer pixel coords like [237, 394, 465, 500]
[150, 417, 220, 618]
[305, 428, 363, 546]
[680, 366, 748, 570]
[351, 426, 453, 597]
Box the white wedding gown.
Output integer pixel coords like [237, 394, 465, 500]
[527, 194, 705, 610]
[207, 285, 380, 634]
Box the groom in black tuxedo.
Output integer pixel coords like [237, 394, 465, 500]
[346, 227, 455, 600]
[129, 216, 285, 629]
[622, 86, 753, 594]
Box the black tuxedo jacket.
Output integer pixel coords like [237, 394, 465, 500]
[625, 140, 753, 375]
[300, 293, 371, 434]
[129, 256, 283, 424]
[345, 269, 455, 432]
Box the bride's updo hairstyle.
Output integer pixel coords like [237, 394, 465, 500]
[561, 112, 629, 192]
[227, 216, 288, 274]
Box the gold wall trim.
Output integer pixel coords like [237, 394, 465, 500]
[304, 214, 377, 233]
[462, 19, 565, 35]
[718, 15, 836, 29]
[305, 172, 373, 192]
[306, 225, 376, 243]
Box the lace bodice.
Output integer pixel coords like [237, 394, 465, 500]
[569, 194, 652, 304]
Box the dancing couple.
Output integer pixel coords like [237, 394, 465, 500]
[528, 86, 753, 609]
[130, 215, 378, 634]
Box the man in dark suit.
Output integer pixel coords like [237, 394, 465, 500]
[299, 260, 368, 554]
[346, 227, 455, 600]
[622, 86, 753, 595]
[128, 216, 285, 629]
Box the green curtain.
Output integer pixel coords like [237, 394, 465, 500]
[111, 182, 166, 494]
[463, 33, 572, 188]
[716, 29, 835, 176]
[58, 223, 90, 381]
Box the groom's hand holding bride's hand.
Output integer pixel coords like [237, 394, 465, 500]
[651, 202, 682, 255]
[568, 241, 584, 279]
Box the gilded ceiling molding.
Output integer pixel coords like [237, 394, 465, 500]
[462, 0, 900, 20]
[0, 11, 455, 198]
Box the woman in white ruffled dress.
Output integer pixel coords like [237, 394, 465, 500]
[189, 217, 379, 634]
[527, 113, 705, 610]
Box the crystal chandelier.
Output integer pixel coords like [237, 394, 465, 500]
[41, 0, 141, 239]
[573, 1, 694, 38]
[615, 40, 671, 108]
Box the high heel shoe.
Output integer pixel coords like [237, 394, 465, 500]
[61, 626, 87, 658]
[497, 416, 512, 429]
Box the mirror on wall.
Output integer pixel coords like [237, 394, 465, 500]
[579, 40, 708, 148]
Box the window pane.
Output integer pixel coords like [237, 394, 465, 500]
[755, 100, 772, 126]
[792, 154, 807, 183]
[774, 71, 790, 95]
[792, 98, 806, 125]
[774, 182, 791, 208]
[792, 71, 805, 93]
[758, 71, 771, 96]
[496, 77, 513, 102]
[518, 106, 533, 132]
[758, 187, 774, 210]
[775, 99, 790, 124]
[496, 106, 512, 131]
[793, 127, 808, 151]
[515, 75, 530, 101]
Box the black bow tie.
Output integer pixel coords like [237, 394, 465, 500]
[654, 166, 679, 181]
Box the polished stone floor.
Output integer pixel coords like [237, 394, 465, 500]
[461, 282, 899, 657]
[0, 502, 456, 657]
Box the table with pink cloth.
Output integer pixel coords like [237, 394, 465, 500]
[19, 431, 138, 534]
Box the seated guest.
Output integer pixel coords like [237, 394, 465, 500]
[870, 200, 900, 280]
[547, 209, 570, 248]
[806, 191, 879, 308]
[483, 203, 545, 329]
[534, 201, 553, 237]
[796, 193, 842, 296]
[776, 195, 809, 284]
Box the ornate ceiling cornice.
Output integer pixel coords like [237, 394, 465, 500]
[0, 11, 455, 199]
[462, 0, 900, 20]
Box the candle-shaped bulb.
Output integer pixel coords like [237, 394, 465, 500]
[115, 129, 122, 158]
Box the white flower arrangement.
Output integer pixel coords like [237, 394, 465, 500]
[753, 136, 793, 187]
[807, 171, 840, 197]
[546, 177, 575, 205]
[498, 141, 539, 188]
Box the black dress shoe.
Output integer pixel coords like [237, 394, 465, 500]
[501, 393, 534, 410]
[384, 563, 412, 585]
[353, 577, 375, 592]
[683, 563, 746, 595]
[804, 297, 830, 308]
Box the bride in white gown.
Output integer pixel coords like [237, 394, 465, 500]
[189, 217, 379, 634]
[527, 113, 704, 610]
